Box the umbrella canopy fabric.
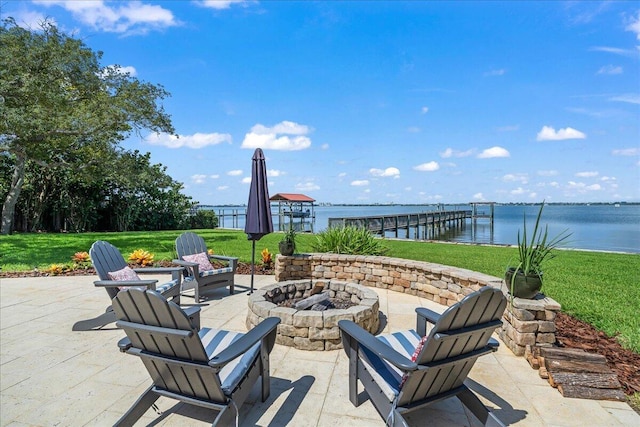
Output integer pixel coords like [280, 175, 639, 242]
[245, 148, 273, 241]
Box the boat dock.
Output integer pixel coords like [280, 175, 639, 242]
[328, 210, 473, 239]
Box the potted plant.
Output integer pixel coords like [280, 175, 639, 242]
[506, 202, 571, 298]
[279, 226, 296, 256]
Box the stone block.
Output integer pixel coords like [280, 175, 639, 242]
[325, 339, 343, 351]
[293, 337, 325, 351]
[513, 332, 536, 346]
[538, 321, 556, 333]
[278, 324, 308, 338]
[271, 307, 296, 325]
[251, 301, 275, 319]
[323, 309, 354, 328]
[293, 311, 324, 328]
[536, 332, 556, 344]
[309, 326, 340, 340]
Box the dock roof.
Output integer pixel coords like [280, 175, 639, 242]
[270, 193, 315, 203]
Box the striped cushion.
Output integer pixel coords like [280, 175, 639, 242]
[156, 279, 180, 294]
[199, 327, 260, 394]
[200, 267, 233, 278]
[360, 329, 421, 401]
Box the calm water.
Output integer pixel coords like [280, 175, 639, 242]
[210, 204, 640, 254]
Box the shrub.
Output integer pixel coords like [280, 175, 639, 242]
[48, 263, 69, 275]
[128, 249, 154, 266]
[190, 209, 219, 229]
[312, 225, 389, 256]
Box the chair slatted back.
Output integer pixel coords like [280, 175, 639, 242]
[175, 232, 208, 259]
[400, 287, 506, 405]
[90, 240, 129, 299]
[113, 289, 227, 403]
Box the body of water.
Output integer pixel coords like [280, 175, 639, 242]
[209, 204, 640, 254]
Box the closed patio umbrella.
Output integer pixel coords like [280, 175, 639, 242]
[244, 148, 273, 294]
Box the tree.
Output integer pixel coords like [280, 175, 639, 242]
[0, 18, 174, 234]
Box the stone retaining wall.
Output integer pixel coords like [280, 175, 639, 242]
[275, 253, 562, 356]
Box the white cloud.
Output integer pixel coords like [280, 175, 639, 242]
[296, 181, 320, 191]
[536, 126, 586, 141]
[440, 148, 474, 158]
[34, 0, 179, 34]
[241, 121, 312, 151]
[11, 10, 52, 28]
[145, 132, 232, 149]
[597, 65, 623, 75]
[537, 170, 559, 177]
[267, 169, 284, 177]
[609, 94, 640, 104]
[413, 161, 440, 172]
[227, 170, 242, 176]
[477, 146, 510, 158]
[241, 176, 251, 184]
[589, 46, 637, 58]
[197, 0, 248, 10]
[625, 11, 640, 40]
[473, 193, 485, 200]
[351, 180, 369, 186]
[104, 64, 137, 77]
[510, 187, 527, 195]
[370, 167, 400, 178]
[421, 106, 429, 114]
[484, 69, 506, 77]
[567, 181, 602, 191]
[503, 173, 528, 183]
[210, 174, 220, 179]
[217, 185, 229, 191]
[321, 143, 330, 150]
[407, 126, 421, 133]
[612, 148, 639, 156]
[191, 174, 208, 184]
[575, 171, 599, 178]
[338, 172, 347, 178]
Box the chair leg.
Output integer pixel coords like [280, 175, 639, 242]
[347, 342, 360, 406]
[114, 386, 160, 427]
[457, 386, 503, 426]
[260, 344, 271, 401]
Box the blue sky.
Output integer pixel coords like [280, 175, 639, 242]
[4, 1, 640, 205]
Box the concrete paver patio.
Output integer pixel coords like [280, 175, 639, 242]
[1, 274, 638, 426]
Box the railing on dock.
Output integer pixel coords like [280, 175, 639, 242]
[327, 210, 473, 240]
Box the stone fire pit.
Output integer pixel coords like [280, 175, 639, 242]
[246, 279, 380, 350]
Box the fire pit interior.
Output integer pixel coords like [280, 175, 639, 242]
[246, 280, 380, 351]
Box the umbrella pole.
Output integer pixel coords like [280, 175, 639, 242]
[249, 240, 256, 294]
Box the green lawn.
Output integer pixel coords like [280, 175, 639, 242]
[2, 229, 639, 353]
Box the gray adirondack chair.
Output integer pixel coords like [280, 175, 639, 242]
[338, 286, 507, 427]
[72, 240, 185, 331]
[174, 232, 238, 301]
[112, 288, 280, 426]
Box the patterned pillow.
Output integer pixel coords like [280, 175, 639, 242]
[183, 252, 215, 273]
[400, 335, 429, 389]
[411, 335, 429, 362]
[108, 266, 141, 281]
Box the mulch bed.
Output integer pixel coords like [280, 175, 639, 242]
[2, 263, 638, 400]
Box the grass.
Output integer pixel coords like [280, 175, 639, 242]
[2, 229, 639, 353]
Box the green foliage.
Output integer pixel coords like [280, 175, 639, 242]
[511, 202, 571, 278]
[189, 209, 219, 229]
[312, 225, 389, 256]
[0, 19, 176, 234]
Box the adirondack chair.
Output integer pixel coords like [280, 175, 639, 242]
[72, 240, 189, 331]
[112, 288, 280, 426]
[338, 286, 507, 427]
[174, 232, 238, 301]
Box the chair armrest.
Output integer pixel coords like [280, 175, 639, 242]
[94, 279, 157, 289]
[339, 320, 417, 372]
[116, 320, 195, 339]
[415, 307, 441, 336]
[172, 259, 200, 276]
[208, 317, 280, 368]
[209, 255, 238, 271]
[133, 267, 184, 274]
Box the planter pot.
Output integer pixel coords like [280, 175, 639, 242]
[505, 268, 542, 299]
[279, 241, 295, 256]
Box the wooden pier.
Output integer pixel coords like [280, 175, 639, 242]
[327, 210, 472, 240]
